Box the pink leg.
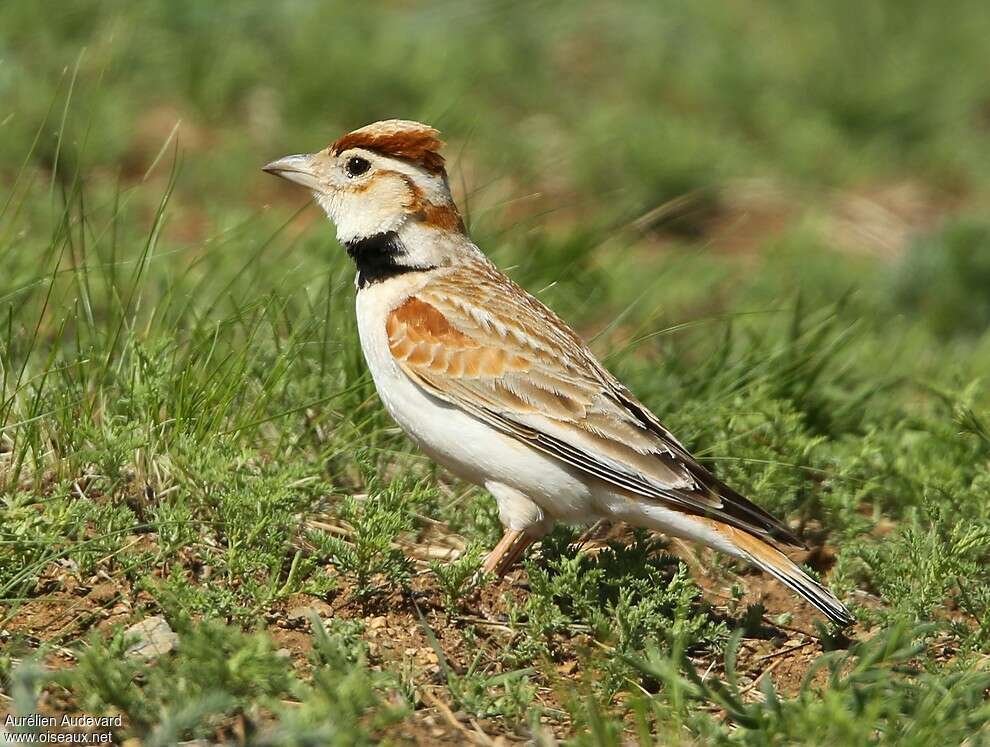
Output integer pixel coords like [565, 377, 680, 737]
[482, 529, 537, 576]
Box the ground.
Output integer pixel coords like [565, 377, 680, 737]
[2, 529, 865, 744]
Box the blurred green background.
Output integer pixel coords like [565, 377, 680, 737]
[6, 0, 990, 209]
[3, 1, 990, 744]
[5, 0, 990, 333]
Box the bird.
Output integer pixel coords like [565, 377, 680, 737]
[263, 119, 854, 627]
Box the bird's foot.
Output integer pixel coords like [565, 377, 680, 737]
[481, 529, 536, 577]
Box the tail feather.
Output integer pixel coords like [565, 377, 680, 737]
[719, 523, 854, 627]
[748, 550, 855, 627]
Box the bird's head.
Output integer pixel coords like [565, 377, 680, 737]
[263, 120, 465, 247]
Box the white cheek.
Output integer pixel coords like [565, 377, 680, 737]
[315, 184, 408, 245]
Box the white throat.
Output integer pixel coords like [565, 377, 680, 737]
[316, 190, 408, 246]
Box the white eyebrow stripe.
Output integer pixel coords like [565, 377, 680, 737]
[339, 146, 451, 206]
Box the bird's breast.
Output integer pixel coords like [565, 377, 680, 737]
[353, 278, 592, 517]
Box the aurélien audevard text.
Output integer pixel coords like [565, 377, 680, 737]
[4, 713, 122, 743]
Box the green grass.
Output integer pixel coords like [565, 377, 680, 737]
[2, 1, 990, 744]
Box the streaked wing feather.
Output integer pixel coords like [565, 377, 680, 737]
[387, 262, 802, 547]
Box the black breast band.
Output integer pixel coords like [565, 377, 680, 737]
[345, 231, 435, 289]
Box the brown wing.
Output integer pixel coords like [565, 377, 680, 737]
[387, 261, 802, 547]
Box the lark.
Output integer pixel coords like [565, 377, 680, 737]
[264, 120, 853, 626]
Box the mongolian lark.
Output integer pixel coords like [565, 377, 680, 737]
[263, 119, 853, 626]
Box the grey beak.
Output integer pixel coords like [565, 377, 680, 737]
[262, 153, 321, 190]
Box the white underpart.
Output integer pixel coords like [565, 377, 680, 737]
[355, 269, 744, 558]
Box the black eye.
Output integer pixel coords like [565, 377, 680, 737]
[345, 156, 371, 177]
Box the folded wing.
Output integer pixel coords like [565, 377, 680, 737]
[387, 262, 802, 547]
